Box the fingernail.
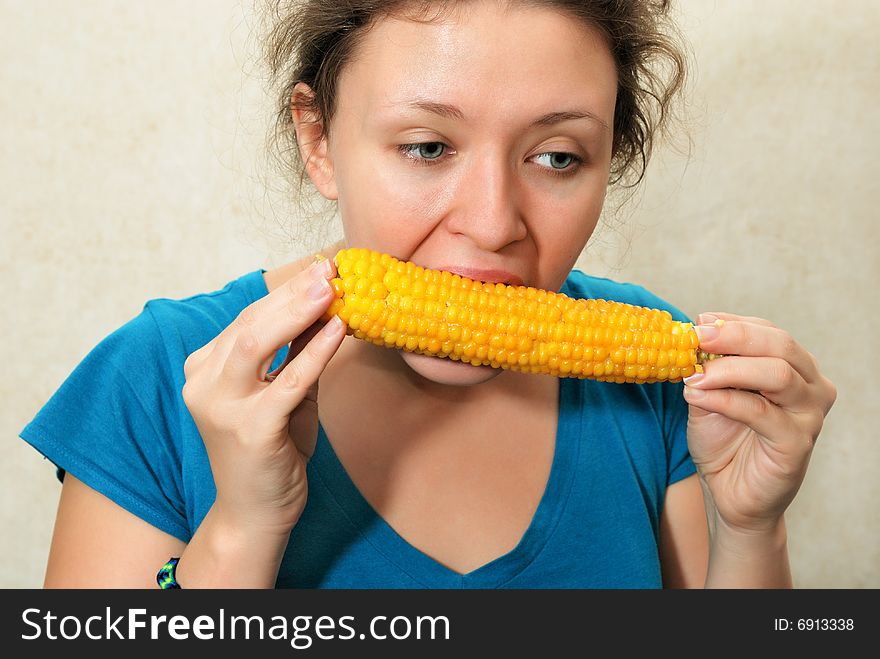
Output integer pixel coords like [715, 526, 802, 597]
[317, 257, 333, 278]
[683, 385, 706, 400]
[698, 313, 718, 326]
[321, 315, 343, 336]
[307, 278, 331, 300]
[694, 325, 719, 343]
[309, 257, 333, 278]
[683, 372, 705, 385]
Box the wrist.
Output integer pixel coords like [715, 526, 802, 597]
[697, 475, 788, 545]
[711, 515, 788, 557]
[174, 504, 292, 588]
[705, 516, 791, 589]
[211, 496, 301, 540]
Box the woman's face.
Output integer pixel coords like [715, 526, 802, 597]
[305, 1, 618, 385]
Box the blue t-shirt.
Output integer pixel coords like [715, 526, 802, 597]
[20, 269, 696, 588]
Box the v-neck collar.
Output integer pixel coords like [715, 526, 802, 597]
[310, 376, 581, 588]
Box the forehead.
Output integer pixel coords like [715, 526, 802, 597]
[335, 1, 617, 123]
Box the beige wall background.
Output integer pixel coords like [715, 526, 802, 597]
[2, 0, 877, 588]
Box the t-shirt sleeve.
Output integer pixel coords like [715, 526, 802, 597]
[660, 379, 696, 486]
[19, 307, 190, 542]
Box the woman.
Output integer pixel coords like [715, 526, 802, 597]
[22, 0, 836, 588]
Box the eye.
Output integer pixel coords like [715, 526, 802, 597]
[532, 151, 580, 171]
[399, 141, 448, 162]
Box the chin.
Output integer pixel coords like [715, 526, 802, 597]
[400, 351, 501, 386]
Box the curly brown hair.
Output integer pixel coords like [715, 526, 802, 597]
[261, 0, 687, 199]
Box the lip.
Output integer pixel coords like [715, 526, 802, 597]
[436, 265, 524, 287]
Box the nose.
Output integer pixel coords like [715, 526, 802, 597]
[445, 152, 528, 252]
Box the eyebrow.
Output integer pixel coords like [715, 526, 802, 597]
[405, 100, 610, 131]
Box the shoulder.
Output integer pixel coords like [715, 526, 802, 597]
[68, 270, 268, 387]
[145, 269, 268, 335]
[562, 270, 692, 324]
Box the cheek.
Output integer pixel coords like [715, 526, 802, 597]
[529, 176, 607, 289]
[335, 148, 454, 251]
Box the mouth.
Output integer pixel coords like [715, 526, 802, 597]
[435, 265, 525, 287]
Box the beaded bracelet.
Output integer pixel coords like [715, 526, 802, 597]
[156, 557, 182, 589]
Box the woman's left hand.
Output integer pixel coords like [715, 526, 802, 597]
[682, 312, 837, 534]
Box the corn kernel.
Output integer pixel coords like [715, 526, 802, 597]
[323, 248, 711, 383]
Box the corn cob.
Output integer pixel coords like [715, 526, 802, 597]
[321, 247, 712, 383]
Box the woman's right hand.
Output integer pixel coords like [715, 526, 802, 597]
[181, 257, 346, 539]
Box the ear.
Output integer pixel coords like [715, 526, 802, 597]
[290, 82, 338, 200]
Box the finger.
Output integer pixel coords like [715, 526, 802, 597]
[694, 320, 819, 384]
[258, 315, 346, 418]
[215, 256, 335, 358]
[683, 356, 811, 411]
[697, 312, 776, 328]
[683, 385, 799, 442]
[220, 259, 338, 386]
[264, 319, 324, 382]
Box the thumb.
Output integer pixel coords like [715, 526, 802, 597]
[686, 403, 731, 439]
[685, 402, 743, 466]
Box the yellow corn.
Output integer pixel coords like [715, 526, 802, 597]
[322, 247, 709, 383]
